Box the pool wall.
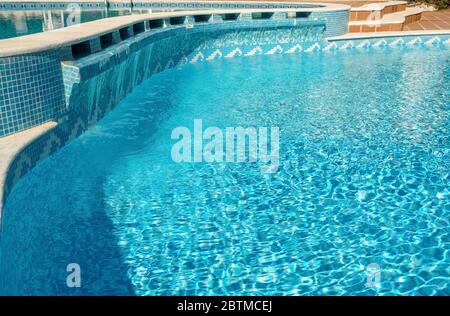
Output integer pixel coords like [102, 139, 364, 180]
[63, 19, 327, 127]
[0, 2, 449, 223]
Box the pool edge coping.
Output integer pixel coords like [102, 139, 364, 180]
[0, 121, 58, 226]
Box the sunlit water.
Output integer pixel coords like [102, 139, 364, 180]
[1, 47, 449, 295]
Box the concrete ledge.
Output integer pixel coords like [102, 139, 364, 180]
[349, 6, 425, 24]
[348, 7, 426, 32]
[351, 1, 407, 11]
[349, 1, 407, 21]
[0, 121, 57, 225]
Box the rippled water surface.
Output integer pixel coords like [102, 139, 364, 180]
[1, 47, 449, 295]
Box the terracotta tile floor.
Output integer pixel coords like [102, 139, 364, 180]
[403, 9, 450, 30]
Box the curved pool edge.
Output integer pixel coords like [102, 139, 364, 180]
[0, 12, 449, 225]
[0, 122, 58, 225]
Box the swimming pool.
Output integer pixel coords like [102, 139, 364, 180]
[1, 44, 448, 295]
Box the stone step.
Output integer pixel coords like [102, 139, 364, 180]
[348, 6, 429, 32]
[349, 1, 407, 21]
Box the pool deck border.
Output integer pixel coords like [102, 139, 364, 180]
[0, 122, 58, 222]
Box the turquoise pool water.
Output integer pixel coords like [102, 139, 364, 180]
[1, 47, 449, 295]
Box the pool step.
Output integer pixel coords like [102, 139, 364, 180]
[349, 1, 407, 21]
[348, 5, 431, 32]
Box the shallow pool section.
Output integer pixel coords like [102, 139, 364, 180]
[1, 47, 449, 295]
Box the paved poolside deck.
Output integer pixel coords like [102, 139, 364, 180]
[403, 9, 450, 30]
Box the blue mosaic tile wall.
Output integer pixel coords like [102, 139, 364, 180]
[310, 9, 348, 38]
[193, 34, 450, 62]
[63, 21, 325, 128]
[0, 53, 66, 137]
[62, 19, 327, 109]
